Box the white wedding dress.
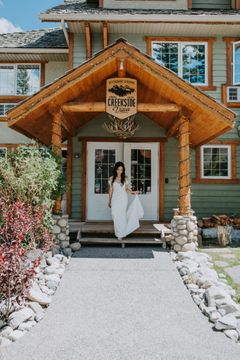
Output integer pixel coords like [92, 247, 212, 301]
[110, 178, 144, 238]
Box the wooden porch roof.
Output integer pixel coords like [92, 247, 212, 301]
[7, 38, 235, 147]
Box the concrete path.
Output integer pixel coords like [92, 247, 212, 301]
[1, 245, 240, 360]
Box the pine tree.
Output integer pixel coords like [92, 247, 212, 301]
[17, 67, 30, 95]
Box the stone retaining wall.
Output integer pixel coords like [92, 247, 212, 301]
[52, 215, 72, 257]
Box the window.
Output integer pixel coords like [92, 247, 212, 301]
[152, 42, 207, 85]
[0, 147, 7, 158]
[201, 145, 231, 179]
[233, 41, 240, 85]
[0, 103, 16, 116]
[0, 64, 41, 96]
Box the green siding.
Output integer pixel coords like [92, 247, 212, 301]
[71, 114, 166, 218]
[192, 0, 231, 9]
[71, 31, 240, 220]
[73, 33, 86, 67]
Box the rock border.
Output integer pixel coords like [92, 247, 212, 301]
[0, 253, 70, 348]
[170, 250, 240, 343]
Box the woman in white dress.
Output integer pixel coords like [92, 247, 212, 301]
[108, 161, 144, 240]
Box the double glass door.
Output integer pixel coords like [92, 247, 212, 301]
[87, 142, 159, 220]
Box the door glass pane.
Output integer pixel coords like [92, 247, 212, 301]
[94, 149, 115, 194]
[130, 149, 151, 194]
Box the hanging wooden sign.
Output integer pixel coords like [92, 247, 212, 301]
[106, 78, 137, 119]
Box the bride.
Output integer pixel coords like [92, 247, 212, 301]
[108, 161, 144, 240]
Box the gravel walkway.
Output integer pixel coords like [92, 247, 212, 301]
[1, 245, 240, 360]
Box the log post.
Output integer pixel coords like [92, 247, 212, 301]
[178, 114, 191, 215]
[169, 112, 198, 253]
[49, 104, 62, 214]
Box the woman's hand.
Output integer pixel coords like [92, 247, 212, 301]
[132, 190, 139, 195]
[108, 201, 112, 208]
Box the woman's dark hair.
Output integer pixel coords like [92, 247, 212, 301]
[112, 161, 126, 186]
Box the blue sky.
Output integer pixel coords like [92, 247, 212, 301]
[0, 0, 61, 33]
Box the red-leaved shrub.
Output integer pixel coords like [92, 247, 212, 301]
[0, 196, 54, 319]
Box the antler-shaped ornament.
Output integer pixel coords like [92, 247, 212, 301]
[102, 114, 140, 139]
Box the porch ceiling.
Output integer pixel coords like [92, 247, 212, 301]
[7, 39, 235, 147]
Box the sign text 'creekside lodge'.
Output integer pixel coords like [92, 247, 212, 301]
[106, 78, 137, 119]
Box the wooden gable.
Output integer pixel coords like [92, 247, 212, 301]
[7, 38, 235, 147]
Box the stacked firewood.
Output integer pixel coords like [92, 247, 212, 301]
[198, 215, 240, 229]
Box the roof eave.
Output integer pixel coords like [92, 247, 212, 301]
[39, 13, 240, 23]
[0, 48, 68, 53]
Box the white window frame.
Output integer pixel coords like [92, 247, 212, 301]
[201, 145, 231, 179]
[232, 41, 240, 85]
[0, 63, 41, 96]
[0, 103, 16, 116]
[151, 41, 208, 86]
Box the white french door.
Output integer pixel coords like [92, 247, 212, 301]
[124, 143, 159, 220]
[86, 142, 159, 221]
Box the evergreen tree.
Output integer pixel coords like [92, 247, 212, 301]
[17, 67, 30, 95]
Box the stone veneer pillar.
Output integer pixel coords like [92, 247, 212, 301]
[170, 208, 199, 252]
[52, 214, 72, 257]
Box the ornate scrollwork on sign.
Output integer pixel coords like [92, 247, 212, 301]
[102, 114, 140, 139]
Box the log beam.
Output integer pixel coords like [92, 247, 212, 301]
[62, 102, 181, 113]
[178, 114, 191, 216]
[102, 22, 108, 49]
[85, 22, 92, 60]
[49, 103, 63, 213]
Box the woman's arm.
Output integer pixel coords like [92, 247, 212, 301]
[108, 177, 113, 208]
[125, 176, 139, 195]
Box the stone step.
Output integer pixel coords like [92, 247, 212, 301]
[78, 237, 165, 245]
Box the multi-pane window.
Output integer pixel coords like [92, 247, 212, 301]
[152, 42, 207, 85]
[0, 147, 7, 158]
[0, 64, 41, 96]
[95, 149, 116, 194]
[0, 103, 16, 116]
[130, 149, 151, 194]
[233, 41, 240, 85]
[201, 145, 231, 179]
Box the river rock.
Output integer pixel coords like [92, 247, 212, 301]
[0, 326, 14, 338]
[8, 308, 34, 330]
[46, 280, 58, 291]
[214, 314, 237, 330]
[223, 329, 239, 341]
[70, 242, 81, 251]
[27, 282, 52, 306]
[27, 302, 44, 316]
[18, 321, 36, 331]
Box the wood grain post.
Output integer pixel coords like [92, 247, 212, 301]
[50, 104, 63, 214]
[178, 115, 191, 216]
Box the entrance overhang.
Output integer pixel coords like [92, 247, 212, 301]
[7, 38, 235, 147]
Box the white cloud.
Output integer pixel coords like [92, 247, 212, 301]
[0, 17, 22, 33]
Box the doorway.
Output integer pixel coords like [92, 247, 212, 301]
[87, 142, 159, 221]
